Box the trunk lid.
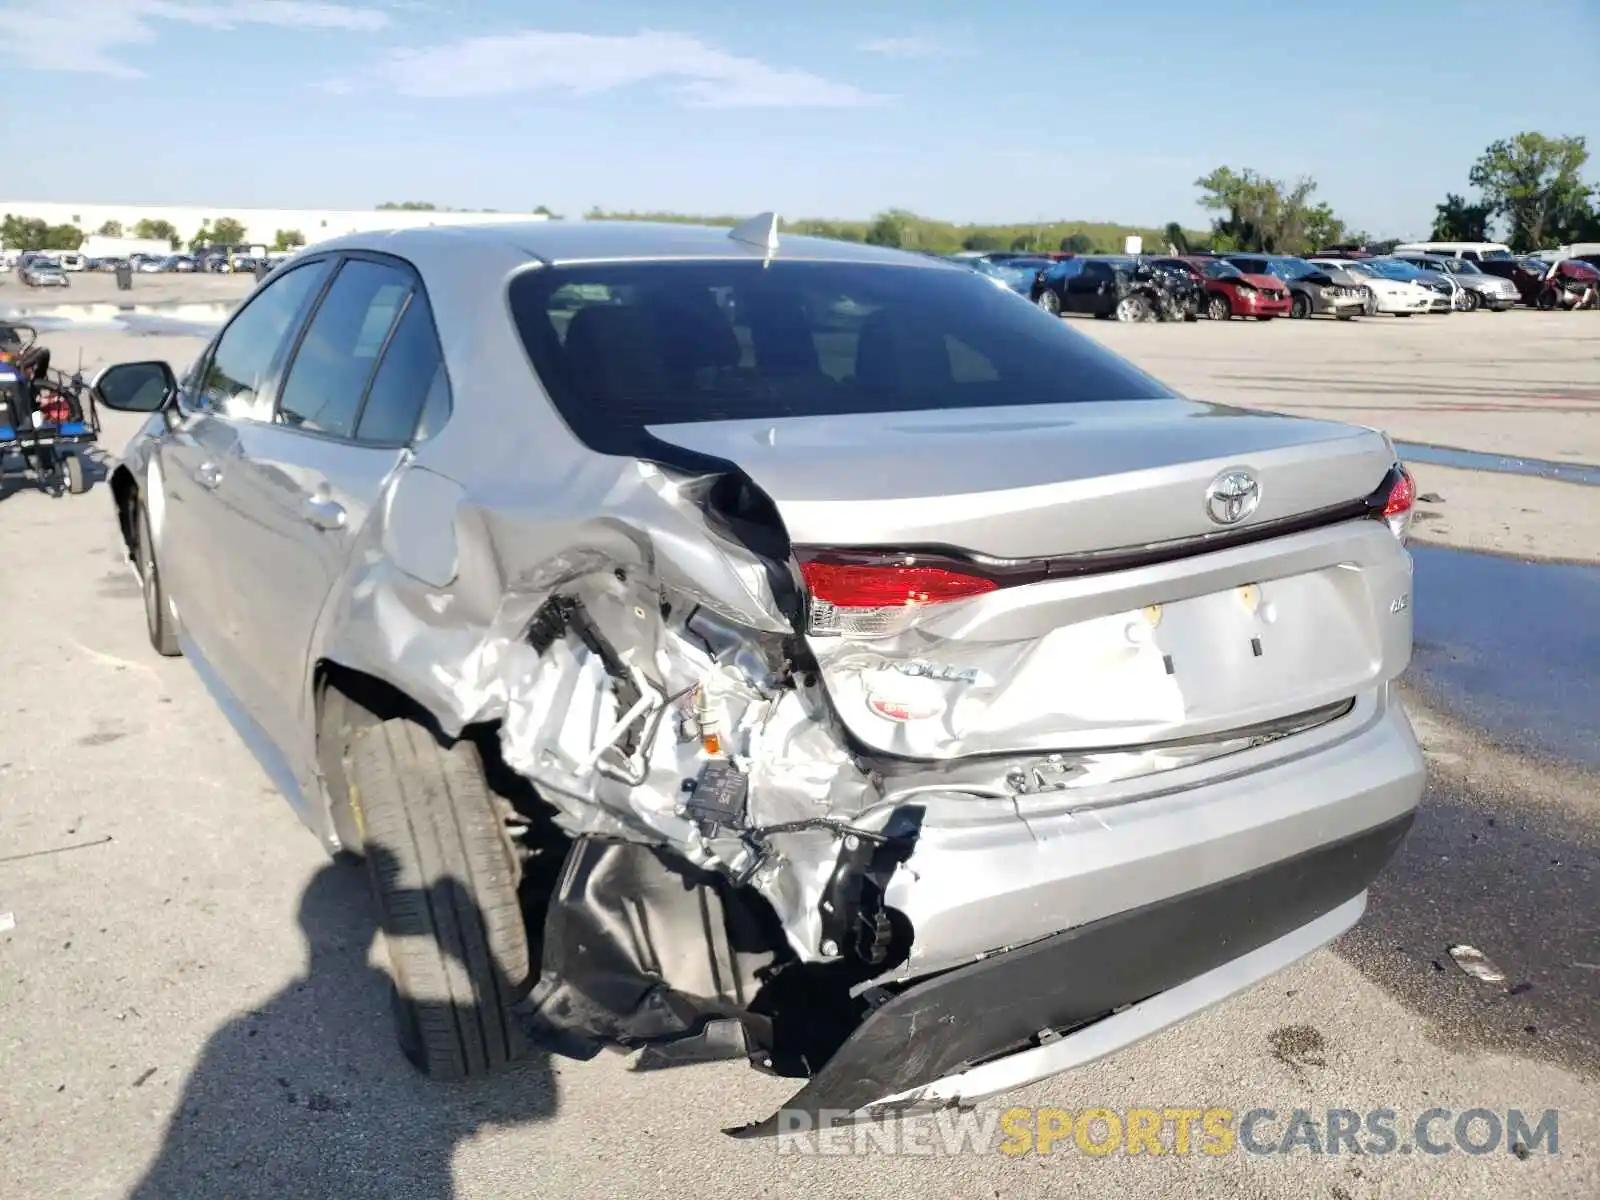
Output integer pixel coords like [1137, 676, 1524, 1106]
[650, 400, 1411, 762]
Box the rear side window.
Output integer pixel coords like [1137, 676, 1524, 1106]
[508, 259, 1172, 456]
[277, 259, 411, 438]
[356, 290, 449, 445]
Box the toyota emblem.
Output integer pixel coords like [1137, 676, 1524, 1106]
[1205, 469, 1261, 525]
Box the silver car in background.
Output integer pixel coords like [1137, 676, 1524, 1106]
[1394, 254, 1520, 311]
[93, 217, 1425, 1133]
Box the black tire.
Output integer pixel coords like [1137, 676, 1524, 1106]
[1114, 293, 1150, 322]
[1207, 294, 1231, 321]
[1461, 289, 1480, 312]
[1394, 312, 1413, 318]
[135, 498, 181, 656]
[65, 453, 87, 495]
[1035, 289, 1061, 316]
[349, 718, 530, 1080]
[1290, 293, 1311, 319]
[1255, 315, 1273, 321]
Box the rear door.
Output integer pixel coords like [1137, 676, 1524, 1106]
[1066, 261, 1110, 312]
[216, 254, 447, 783]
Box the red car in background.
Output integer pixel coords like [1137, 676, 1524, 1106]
[1153, 256, 1292, 320]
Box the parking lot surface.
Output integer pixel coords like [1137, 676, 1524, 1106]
[1, 291, 1597, 1198]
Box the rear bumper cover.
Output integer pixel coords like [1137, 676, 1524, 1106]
[728, 809, 1412, 1136]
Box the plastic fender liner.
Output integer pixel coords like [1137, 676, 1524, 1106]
[724, 810, 1414, 1137]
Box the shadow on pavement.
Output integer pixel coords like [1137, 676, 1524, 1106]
[128, 856, 559, 1199]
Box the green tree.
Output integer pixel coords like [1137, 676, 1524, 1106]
[188, 220, 213, 251]
[272, 229, 306, 250]
[1195, 166, 1343, 254]
[43, 225, 84, 251]
[864, 209, 912, 248]
[2, 214, 49, 250]
[1430, 193, 1492, 242]
[96, 219, 124, 237]
[1161, 223, 1191, 254]
[134, 218, 182, 249]
[377, 201, 438, 211]
[1468, 133, 1591, 251]
[1060, 233, 1095, 254]
[209, 217, 249, 246]
[963, 231, 1004, 251]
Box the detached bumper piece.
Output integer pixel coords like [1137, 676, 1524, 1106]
[726, 811, 1414, 1137]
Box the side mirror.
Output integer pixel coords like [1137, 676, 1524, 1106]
[94, 361, 177, 413]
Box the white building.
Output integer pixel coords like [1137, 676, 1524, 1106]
[0, 201, 550, 248]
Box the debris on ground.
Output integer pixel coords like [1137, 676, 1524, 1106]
[1417, 492, 1444, 504]
[1447, 944, 1507, 984]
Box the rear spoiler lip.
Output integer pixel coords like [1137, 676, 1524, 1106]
[793, 464, 1407, 586]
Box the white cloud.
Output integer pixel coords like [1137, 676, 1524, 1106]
[857, 35, 946, 59]
[355, 29, 882, 108]
[0, 0, 388, 77]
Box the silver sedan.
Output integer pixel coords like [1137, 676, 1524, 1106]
[93, 217, 1425, 1133]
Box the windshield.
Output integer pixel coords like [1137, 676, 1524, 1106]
[1364, 259, 1425, 280]
[1481, 249, 1513, 260]
[1323, 261, 1372, 278]
[1201, 260, 1242, 279]
[1445, 258, 1481, 274]
[508, 260, 1173, 453]
[1267, 257, 1319, 280]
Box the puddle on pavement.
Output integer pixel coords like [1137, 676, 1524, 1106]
[1, 301, 232, 337]
[1409, 544, 1600, 768]
[1396, 441, 1600, 487]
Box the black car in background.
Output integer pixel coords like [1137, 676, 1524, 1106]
[1030, 256, 1200, 321]
[1220, 254, 1367, 319]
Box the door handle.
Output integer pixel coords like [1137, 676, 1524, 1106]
[194, 461, 223, 489]
[302, 495, 347, 531]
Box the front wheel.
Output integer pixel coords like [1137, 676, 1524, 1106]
[1461, 289, 1480, 312]
[1289, 293, 1311, 319]
[1114, 293, 1150, 322]
[135, 498, 181, 656]
[1207, 294, 1231, 321]
[1035, 289, 1060, 316]
[349, 718, 531, 1080]
[65, 453, 87, 495]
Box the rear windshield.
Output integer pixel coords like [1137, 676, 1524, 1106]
[508, 260, 1172, 455]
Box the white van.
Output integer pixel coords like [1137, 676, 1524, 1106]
[1392, 241, 1513, 263]
[57, 252, 87, 272]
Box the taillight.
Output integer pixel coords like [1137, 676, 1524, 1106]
[1371, 464, 1416, 542]
[798, 555, 997, 638]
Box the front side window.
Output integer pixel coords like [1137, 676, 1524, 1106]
[196, 259, 331, 420]
[507, 259, 1173, 456]
[276, 259, 411, 439]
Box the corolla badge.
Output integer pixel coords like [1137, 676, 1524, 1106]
[1205, 468, 1261, 526]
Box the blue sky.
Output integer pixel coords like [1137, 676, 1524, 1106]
[3, 0, 1597, 236]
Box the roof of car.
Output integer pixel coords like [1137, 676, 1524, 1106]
[319, 219, 955, 269]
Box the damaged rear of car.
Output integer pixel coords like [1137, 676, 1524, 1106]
[100, 218, 1425, 1135]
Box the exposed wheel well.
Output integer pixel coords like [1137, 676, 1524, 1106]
[110, 465, 138, 557]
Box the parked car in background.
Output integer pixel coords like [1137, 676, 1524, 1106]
[1031, 256, 1197, 321]
[157, 254, 198, 273]
[1392, 255, 1518, 311]
[1349, 259, 1457, 313]
[1154, 256, 1291, 321]
[1221, 254, 1366, 319]
[968, 256, 1055, 297]
[1535, 259, 1600, 309]
[90, 219, 1425, 1125]
[20, 258, 70, 288]
[57, 253, 87, 272]
[1309, 259, 1433, 317]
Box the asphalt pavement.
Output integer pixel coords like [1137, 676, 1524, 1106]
[1, 285, 1596, 1198]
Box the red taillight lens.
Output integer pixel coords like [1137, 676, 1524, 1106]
[798, 557, 998, 638]
[1375, 465, 1416, 542]
[800, 561, 997, 608]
